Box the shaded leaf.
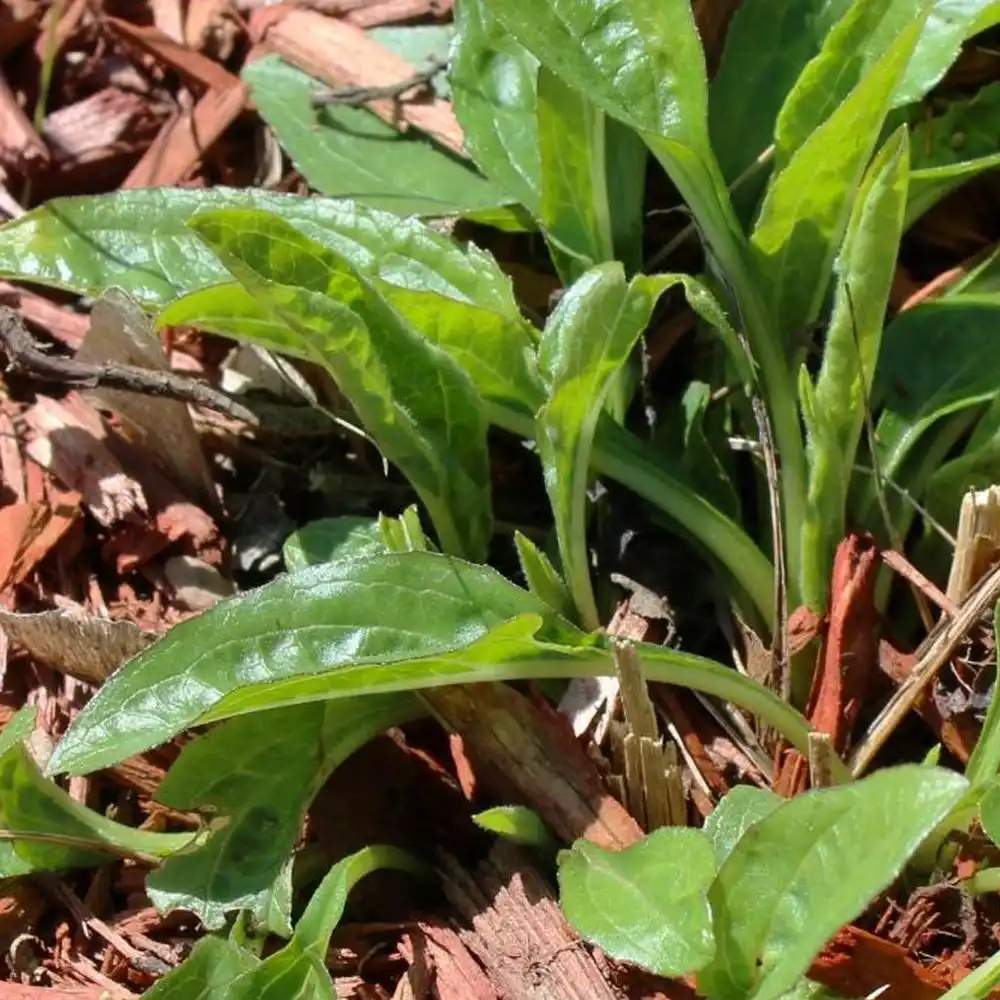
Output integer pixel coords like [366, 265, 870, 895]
[907, 154, 1000, 229]
[0, 190, 519, 318]
[965, 602, 1000, 789]
[980, 784, 1000, 845]
[0, 708, 189, 878]
[697, 766, 968, 1000]
[188, 207, 493, 561]
[243, 56, 507, 216]
[558, 828, 717, 977]
[450, 0, 541, 212]
[146, 697, 417, 930]
[48, 552, 582, 776]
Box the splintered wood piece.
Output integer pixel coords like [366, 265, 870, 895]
[0, 72, 47, 173]
[123, 82, 247, 187]
[441, 841, 620, 1000]
[426, 683, 643, 851]
[105, 17, 243, 92]
[947, 485, 1000, 605]
[263, 10, 465, 155]
[399, 923, 497, 1000]
[0, 283, 89, 348]
[350, 0, 451, 26]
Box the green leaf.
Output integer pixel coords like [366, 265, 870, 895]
[980, 784, 1000, 845]
[188, 207, 493, 561]
[513, 530, 576, 622]
[749, 11, 927, 342]
[142, 936, 259, 999]
[0, 707, 191, 877]
[145, 697, 417, 930]
[907, 154, 1000, 229]
[537, 264, 751, 629]
[48, 552, 581, 776]
[0, 189, 519, 318]
[225, 846, 425, 1000]
[450, 0, 541, 212]
[867, 298, 1000, 493]
[473, 805, 558, 852]
[558, 827, 717, 978]
[243, 56, 508, 216]
[709, 0, 850, 183]
[481, 0, 743, 302]
[697, 765, 969, 1000]
[773, 0, 905, 168]
[369, 25, 454, 89]
[536, 66, 613, 283]
[702, 785, 781, 868]
[283, 517, 387, 570]
[965, 602, 1000, 788]
[160, 280, 542, 417]
[800, 128, 909, 610]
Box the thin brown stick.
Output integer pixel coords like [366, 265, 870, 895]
[0, 306, 259, 425]
[310, 56, 446, 108]
[849, 560, 1000, 776]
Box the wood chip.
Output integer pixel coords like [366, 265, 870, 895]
[0, 0, 41, 61]
[42, 88, 151, 168]
[0, 71, 47, 174]
[441, 841, 620, 1000]
[105, 17, 243, 92]
[123, 81, 247, 188]
[263, 10, 464, 156]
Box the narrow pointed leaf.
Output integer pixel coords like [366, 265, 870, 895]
[697, 765, 968, 1000]
[800, 128, 909, 610]
[187, 208, 493, 561]
[750, 11, 927, 340]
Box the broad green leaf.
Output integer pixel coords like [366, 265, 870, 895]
[283, 517, 387, 570]
[243, 56, 507, 217]
[697, 765, 968, 1000]
[0, 189, 519, 318]
[142, 936, 258, 999]
[513, 530, 576, 622]
[48, 552, 582, 776]
[702, 785, 781, 868]
[965, 602, 1000, 788]
[225, 846, 424, 1000]
[450, 0, 541, 212]
[146, 697, 417, 930]
[558, 827, 717, 978]
[188, 207, 493, 561]
[537, 264, 750, 628]
[536, 66, 614, 284]
[472, 805, 557, 852]
[0, 707, 190, 877]
[709, 0, 850, 184]
[750, 12, 926, 342]
[159, 280, 543, 416]
[800, 129, 909, 610]
[605, 118, 648, 276]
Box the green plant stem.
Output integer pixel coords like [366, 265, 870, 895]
[490, 403, 775, 630]
[961, 867, 1000, 895]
